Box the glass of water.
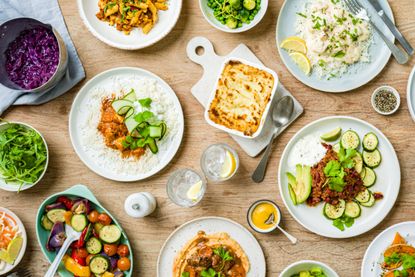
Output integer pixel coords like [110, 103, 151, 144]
[200, 143, 239, 182]
[166, 169, 207, 207]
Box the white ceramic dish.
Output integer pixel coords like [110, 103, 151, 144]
[407, 66, 415, 121]
[247, 199, 281, 234]
[0, 122, 49, 192]
[199, 0, 268, 33]
[0, 207, 27, 275]
[278, 116, 401, 238]
[276, 0, 395, 93]
[157, 216, 266, 277]
[69, 67, 184, 182]
[371, 85, 401, 115]
[280, 260, 339, 277]
[77, 0, 182, 50]
[204, 57, 279, 139]
[361, 221, 415, 276]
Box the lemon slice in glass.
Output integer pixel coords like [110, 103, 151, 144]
[0, 237, 23, 264]
[280, 37, 307, 54]
[289, 52, 312, 75]
[186, 180, 203, 202]
[220, 150, 237, 179]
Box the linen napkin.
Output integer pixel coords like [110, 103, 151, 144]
[0, 0, 85, 115]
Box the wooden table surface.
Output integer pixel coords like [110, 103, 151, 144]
[2, 0, 415, 276]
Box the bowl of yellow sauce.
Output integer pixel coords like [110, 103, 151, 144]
[247, 200, 280, 233]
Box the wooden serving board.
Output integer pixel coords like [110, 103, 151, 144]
[186, 36, 304, 157]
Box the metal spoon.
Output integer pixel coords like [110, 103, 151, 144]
[252, 96, 294, 183]
[265, 213, 298, 244]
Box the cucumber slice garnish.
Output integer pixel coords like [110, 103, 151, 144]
[360, 192, 376, 207]
[363, 167, 376, 187]
[363, 149, 382, 168]
[345, 201, 361, 218]
[323, 199, 346, 220]
[111, 99, 133, 115]
[363, 132, 379, 151]
[321, 127, 342, 142]
[355, 189, 371, 203]
[341, 130, 360, 150]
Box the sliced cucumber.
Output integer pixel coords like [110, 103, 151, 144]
[89, 255, 109, 274]
[352, 152, 363, 174]
[111, 99, 132, 115]
[355, 189, 371, 203]
[99, 225, 122, 244]
[363, 149, 382, 168]
[41, 215, 53, 231]
[323, 199, 346, 220]
[341, 130, 360, 150]
[147, 138, 158, 154]
[332, 143, 340, 153]
[149, 126, 162, 138]
[71, 214, 88, 232]
[363, 167, 376, 187]
[360, 192, 376, 207]
[363, 132, 379, 151]
[125, 107, 134, 119]
[124, 115, 139, 133]
[86, 237, 102, 254]
[46, 209, 66, 223]
[123, 90, 137, 102]
[345, 201, 361, 218]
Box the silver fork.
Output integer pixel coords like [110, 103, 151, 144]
[343, 0, 409, 64]
[6, 268, 32, 277]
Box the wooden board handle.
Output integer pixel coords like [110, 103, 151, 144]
[186, 36, 219, 66]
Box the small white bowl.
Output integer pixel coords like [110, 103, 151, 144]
[204, 57, 279, 139]
[0, 122, 49, 192]
[199, 0, 268, 33]
[247, 199, 281, 234]
[371, 85, 400, 115]
[280, 260, 339, 277]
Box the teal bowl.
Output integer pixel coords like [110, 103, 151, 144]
[35, 184, 134, 276]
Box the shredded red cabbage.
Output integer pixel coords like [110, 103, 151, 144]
[5, 26, 59, 90]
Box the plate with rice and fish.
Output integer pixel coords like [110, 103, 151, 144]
[276, 0, 395, 92]
[69, 67, 184, 182]
[278, 116, 400, 238]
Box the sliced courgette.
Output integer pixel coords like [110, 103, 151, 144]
[86, 237, 102, 254]
[41, 215, 54, 231]
[360, 192, 376, 207]
[99, 225, 122, 244]
[46, 209, 66, 223]
[341, 130, 360, 150]
[363, 132, 379, 151]
[360, 167, 366, 179]
[89, 255, 109, 274]
[323, 199, 346, 220]
[352, 152, 363, 174]
[363, 149, 382, 168]
[355, 189, 371, 203]
[363, 167, 376, 187]
[71, 214, 88, 232]
[345, 201, 361, 218]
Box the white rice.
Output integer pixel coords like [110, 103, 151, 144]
[79, 75, 180, 176]
[288, 134, 327, 168]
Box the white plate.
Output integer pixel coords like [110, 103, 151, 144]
[157, 216, 266, 277]
[361, 221, 415, 276]
[77, 0, 182, 50]
[280, 260, 339, 277]
[69, 67, 184, 182]
[278, 116, 401, 238]
[0, 207, 27, 275]
[276, 0, 394, 93]
[407, 66, 415, 121]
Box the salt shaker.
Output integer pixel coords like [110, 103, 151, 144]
[124, 192, 157, 218]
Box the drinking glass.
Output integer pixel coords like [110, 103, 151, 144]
[166, 169, 207, 207]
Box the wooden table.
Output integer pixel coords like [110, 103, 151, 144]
[2, 0, 415, 276]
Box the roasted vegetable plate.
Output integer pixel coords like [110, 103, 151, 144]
[36, 185, 133, 277]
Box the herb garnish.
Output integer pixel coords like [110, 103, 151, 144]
[323, 145, 356, 192]
[138, 98, 152, 108]
[333, 215, 354, 231]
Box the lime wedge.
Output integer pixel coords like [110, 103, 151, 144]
[220, 151, 237, 178]
[0, 237, 23, 264]
[186, 181, 203, 202]
[321, 127, 342, 142]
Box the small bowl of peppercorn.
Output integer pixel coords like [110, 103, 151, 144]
[371, 85, 400, 116]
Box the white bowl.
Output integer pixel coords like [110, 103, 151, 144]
[199, 0, 268, 33]
[280, 260, 339, 277]
[204, 57, 279, 139]
[77, 0, 182, 50]
[247, 199, 281, 234]
[0, 122, 49, 192]
[371, 85, 401, 115]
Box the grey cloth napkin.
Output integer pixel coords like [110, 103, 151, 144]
[0, 0, 85, 115]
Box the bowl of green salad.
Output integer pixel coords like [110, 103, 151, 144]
[280, 260, 339, 277]
[0, 122, 49, 192]
[199, 0, 267, 33]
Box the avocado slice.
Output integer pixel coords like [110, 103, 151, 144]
[286, 172, 298, 205]
[293, 165, 312, 204]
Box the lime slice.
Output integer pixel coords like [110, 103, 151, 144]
[1, 237, 23, 264]
[220, 151, 237, 178]
[186, 181, 203, 202]
[320, 127, 342, 142]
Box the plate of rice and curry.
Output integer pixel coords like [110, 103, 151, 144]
[77, 0, 182, 49]
[278, 116, 400, 238]
[157, 216, 266, 277]
[69, 67, 184, 182]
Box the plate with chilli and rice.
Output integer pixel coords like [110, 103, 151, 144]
[278, 116, 400, 238]
[69, 67, 184, 182]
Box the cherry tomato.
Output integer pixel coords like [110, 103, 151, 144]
[117, 244, 130, 257]
[98, 213, 112, 226]
[57, 196, 73, 209]
[86, 254, 94, 265]
[88, 210, 99, 223]
[104, 244, 118, 256]
[117, 257, 131, 271]
[74, 248, 89, 259]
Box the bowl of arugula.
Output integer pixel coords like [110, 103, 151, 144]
[0, 122, 49, 192]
